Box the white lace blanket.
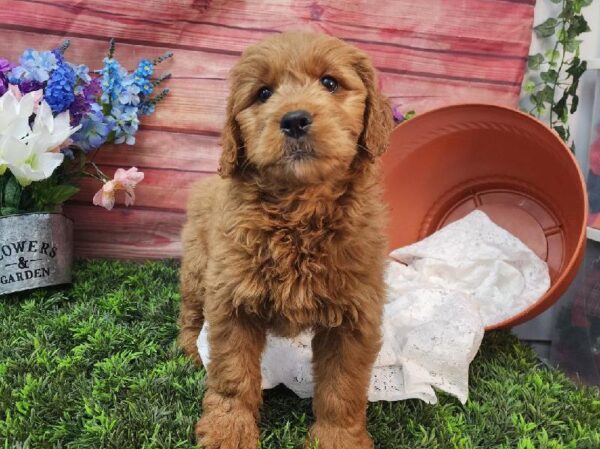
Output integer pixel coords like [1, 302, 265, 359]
[197, 211, 550, 404]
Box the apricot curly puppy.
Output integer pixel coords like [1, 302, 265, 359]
[179, 31, 393, 449]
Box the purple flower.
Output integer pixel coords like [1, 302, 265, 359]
[19, 79, 43, 94]
[1, 58, 16, 94]
[0, 73, 7, 96]
[392, 105, 416, 124]
[392, 105, 405, 123]
[83, 77, 102, 101]
[0, 58, 14, 73]
[69, 94, 92, 126]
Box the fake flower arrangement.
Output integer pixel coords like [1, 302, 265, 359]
[0, 39, 171, 215]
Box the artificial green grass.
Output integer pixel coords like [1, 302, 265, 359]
[1, 260, 599, 449]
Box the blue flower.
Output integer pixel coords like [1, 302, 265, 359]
[44, 60, 76, 113]
[134, 59, 153, 78]
[117, 75, 141, 106]
[111, 104, 140, 145]
[72, 103, 115, 152]
[99, 57, 128, 104]
[51, 49, 65, 64]
[9, 49, 57, 83]
[70, 63, 92, 94]
[138, 79, 154, 97]
[133, 59, 154, 96]
[138, 102, 155, 116]
[61, 147, 75, 159]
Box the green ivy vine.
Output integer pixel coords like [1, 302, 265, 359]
[523, 0, 593, 149]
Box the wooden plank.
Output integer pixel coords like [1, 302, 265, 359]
[89, 129, 221, 173]
[4, 0, 533, 56]
[63, 205, 185, 258]
[71, 166, 211, 211]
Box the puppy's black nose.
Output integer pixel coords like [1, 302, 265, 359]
[280, 110, 312, 139]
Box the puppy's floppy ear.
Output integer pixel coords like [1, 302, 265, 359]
[218, 92, 244, 178]
[354, 53, 394, 159]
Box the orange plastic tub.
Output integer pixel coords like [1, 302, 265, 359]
[382, 104, 588, 330]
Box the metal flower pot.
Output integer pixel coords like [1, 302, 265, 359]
[0, 213, 73, 295]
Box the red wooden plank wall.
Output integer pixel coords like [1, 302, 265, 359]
[0, 0, 535, 259]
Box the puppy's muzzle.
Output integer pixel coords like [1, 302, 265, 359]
[280, 110, 312, 139]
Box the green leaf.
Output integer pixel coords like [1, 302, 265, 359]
[553, 92, 569, 123]
[47, 185, 80, 204]
[567, 78, 580, 95]
[534, 18, 558, 38]
[544, 49, 560, 63]
[523, 80, 536, 94]
[581, 0, 593, 6]
[566, 58, 587, 78]
[568, 15, 590, 38]
[558, 29, 568, 44]
[540, 70, 559, 83]
[564, 39, 582, 53]
[32, 184, 80, 211]
[3, 174, 22, 211]
[560, 1, 575, 19]
[539, 85, 555, 103]
[528, 53, 544, 70]
[570, 94, 579, 114]
[554, 125, 567, 141]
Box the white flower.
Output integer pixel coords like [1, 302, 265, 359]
[0, 88, 80, 186]
[0, 88, 36, 140]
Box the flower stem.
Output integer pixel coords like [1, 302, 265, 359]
[85, 162, 110, 183]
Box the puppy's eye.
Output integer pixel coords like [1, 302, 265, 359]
[320, 76, 338, 93]
[257, 86, 273, 103]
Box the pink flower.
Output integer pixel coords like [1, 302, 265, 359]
[93, 180, 117, 210]
[92, 167, 144, 210]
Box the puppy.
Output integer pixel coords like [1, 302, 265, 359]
[179, 31, 393, 449]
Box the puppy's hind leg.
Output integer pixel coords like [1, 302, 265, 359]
[178, 228, 207, 366]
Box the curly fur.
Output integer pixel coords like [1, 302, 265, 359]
[179, 31, 394, 449]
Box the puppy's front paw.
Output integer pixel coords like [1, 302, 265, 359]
[196, 393, 259, 449]
[308, 423, 373, 449]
